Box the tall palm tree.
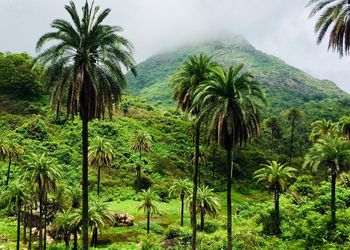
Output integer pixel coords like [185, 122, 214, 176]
[131, 130, 152, 192]
[22, 153, 62, 250]
[194, 64, 265, 250]
[285, 108, 302, 159]
[264, 116, 282, 152]
[35, 2, 136, 248]
[172, 53, 216, 249]
[169, 179, 192, 226]
[138, 189, 159, 234]
[0, 137, 22, 188]
[55, 210, 73, 249]
[338, 116, 350, 140]
[0, 180, 30, 250]
[308, 0, 350, 57]
[253, 161, 296, 235]
[304, 135, 350, 227]
[88, 136, 114, 195]
[310, 119, 337, 142]
[188, 185, 220, 231]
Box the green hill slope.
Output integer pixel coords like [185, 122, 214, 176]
[126, 34, 350, 118]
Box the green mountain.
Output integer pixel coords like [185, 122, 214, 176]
[127, 34, 350, 119]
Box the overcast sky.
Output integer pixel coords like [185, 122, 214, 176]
[1, 0, 350, 92]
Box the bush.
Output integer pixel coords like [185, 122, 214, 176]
[165, 225, 192, 246]
[202, 220, 224, 234]
[138, 222, 164, 234]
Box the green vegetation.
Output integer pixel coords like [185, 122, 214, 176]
[2, 1, 350, 250]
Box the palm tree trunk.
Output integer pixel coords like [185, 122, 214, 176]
[23, 205, 27, 243]
[200, 211, 204, 231]
[43, 192, 47, 250]
[5, 156, 11, 188]
[147, 208, 151, 235]
[82, 114, 89, 250]
[191, 124, 200, 250]
[39, 189, 43, 250]
[28, 207, 32, 250]
[64, 232, 69, 249]
[274, 188, 281, 235]
[97, 166, 101, 196]
[226, 148, 233, 250]
[73, 230, 78, 250]
[16, 201, 21, 250]
[136, 165, 141, 192]
[181, 193, 184, 227]
[90, 226, 98, 247]
[331, 173, 337, 227]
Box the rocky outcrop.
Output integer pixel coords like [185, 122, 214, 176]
[113, 212, 134, 227]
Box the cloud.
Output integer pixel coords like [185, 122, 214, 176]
[1, 0, 350, 92]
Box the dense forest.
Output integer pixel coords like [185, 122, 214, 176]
[2, 1, 350, 250]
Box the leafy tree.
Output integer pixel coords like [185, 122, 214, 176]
[172, 53, 216, 249]
[55, 210, 73, 249]
[254, 161, 296, 235]
[310, 119, 337, 142]
[264, 116, 282, 152]
[169, 179, 192, 226]
[120, 100, 130, 116]
[285, 108, 303, 159]
[131, 130, 152, 192]
[22, 153, 61, 250]
[189, 185, 220, 231]
[35, 1, 136, 248]
[338, 116, 350, 140]
[0, 180, 30, 250]
[308, 0, 350, 56]
[88, 136, 114, 195]
[138, 189, 159, 234]
[304, 135, 350, 227]
[194, 64, 265, 250]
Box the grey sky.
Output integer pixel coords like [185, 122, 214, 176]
[1, 0, 350, 92]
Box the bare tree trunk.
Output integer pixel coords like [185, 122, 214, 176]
[200, 211, 204, 231]
[147, 209, 150, 235]
[16, 201, 21, 250]
[180, 193, 184, 227]
[23, 205, 27, 243]
[82, 115, 89, 250]
[39, 188, 43, 250]
[43, 192, 47, 250]
[226, 148, 233, 250]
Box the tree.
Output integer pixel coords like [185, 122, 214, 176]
[169, 179, 192, 226]
[0, 180, 30, 250]
[338, 116, 350, 140]
[304, 135, 350, 227]
[89, 198, 114, 247]
[264, 116, 282, 152]
[35, 2, 136, 248]
[285, 108, 302, 159]
[138, 189, 159, 234]
[22, 153, 62, 250]
[0, 137, 22, 188]
[119, 100, 130, 116]
[307, 0, 350, 57]
[194, 64, 265, 250]
[189, 185, 220, 231]
[55, 210, 73, 249]
[131, 130, 152, 192]
[172, 54, 216, 249]
[88, 136, 114, 195]
[253, 161, 296, 235]
[310, 119, 336, 142]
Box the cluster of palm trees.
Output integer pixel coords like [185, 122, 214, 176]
[173, 54, 265, 250]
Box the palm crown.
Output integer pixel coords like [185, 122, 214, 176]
[88, 136, 114, 168]
[35, 1, 136, 119]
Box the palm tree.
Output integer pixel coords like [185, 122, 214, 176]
[89, 136, 114, 195]
[55, 210, 73, 249]
[22, 153, 62, 250]
[338, 116, 350, 140]
[89, 198, 114, 247]
[304, 135, 350, 227]
[253, 161, 296, 235]
[119, 100, 130, 116]
[172, 53, 216, 249]
[310, 119, 336, 142]
[307, 0, 350, 57]
[35, 2, 136, 248]
[264, 116, 282, 152]
[194, 64, 265, 250]
[138, 189, 159, 234]
[0, 180, 30, 250]
[188, 186, 220, 231]
[131, 130, 152, 192]
[0, 137, 22, 188]
[169, 179, 192, 226]
[285, 108, 302, 159]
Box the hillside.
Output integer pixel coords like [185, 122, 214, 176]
[126, 34, 350, 119]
